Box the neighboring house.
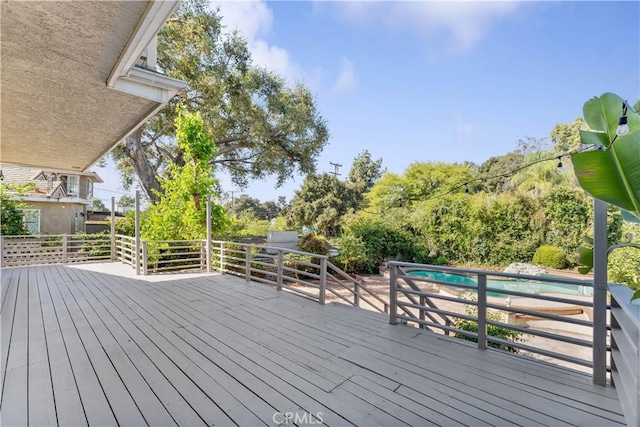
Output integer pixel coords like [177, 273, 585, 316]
[0, 164, 103, 235]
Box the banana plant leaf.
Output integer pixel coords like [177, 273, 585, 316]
[570, 93, 640, 221]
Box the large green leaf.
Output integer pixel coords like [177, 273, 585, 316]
[571, 93, 640, 218]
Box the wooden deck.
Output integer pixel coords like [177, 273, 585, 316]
[1, 264, 624, 426]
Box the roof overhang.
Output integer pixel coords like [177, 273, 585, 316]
[0, 1, 186, 173]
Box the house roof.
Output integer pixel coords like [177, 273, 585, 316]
[0, 164, 103, 200]
[0, 1, 185, 173]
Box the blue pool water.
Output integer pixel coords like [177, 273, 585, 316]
[408, 270, 592, 297]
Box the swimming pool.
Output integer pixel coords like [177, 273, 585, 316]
[408, 270, 592, 297]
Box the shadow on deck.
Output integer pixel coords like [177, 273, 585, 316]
[1, 264, 624, 426]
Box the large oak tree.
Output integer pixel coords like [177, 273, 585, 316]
[113, 0, 329, 203]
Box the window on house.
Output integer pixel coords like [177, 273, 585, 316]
[19, 209, 40, 234]
[66, 175, 79, 197]
[87, 179, 94, 200]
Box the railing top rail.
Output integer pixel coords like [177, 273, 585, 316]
[143, 239, 206, 244]
[211, 240, 329, 260]
[392, 261, 594, 287]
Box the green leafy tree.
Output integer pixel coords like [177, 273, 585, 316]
[551, 118, 586, 153]
[117, 195, 134, 213]
[112, 0, 329, 203]
[91, 197, 107, 211]
[288, 173, 351, 236]
[0, 185, 28, 235]
[142, 107, 227, 240]
[347, 150, 383, 208]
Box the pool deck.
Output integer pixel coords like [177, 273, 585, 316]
[1, 264, 625, 426]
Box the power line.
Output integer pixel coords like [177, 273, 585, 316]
[329, 162, 342, 177]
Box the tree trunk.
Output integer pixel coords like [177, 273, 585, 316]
[124, 128, 162, 204]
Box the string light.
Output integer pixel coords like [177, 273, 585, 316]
[616, 102, 629, 137]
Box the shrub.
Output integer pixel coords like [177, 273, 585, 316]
[608, 247, 640, 291]
[532, 245, 565, 269]
[453, 295, 527, 352]
[334, 234, 369, 273]
[298, 233, 329, 255]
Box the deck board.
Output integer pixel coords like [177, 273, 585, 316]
[0, 264, 626, 426]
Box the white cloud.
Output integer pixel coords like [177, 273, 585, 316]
[211, 1, 314, 84]
[326, 1, 520, 54]
[333, 58, 358, 94]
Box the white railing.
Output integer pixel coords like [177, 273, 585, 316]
[388, 261, 607, 383]
[1, 234, 112, 267]
[115, 234, 136, 268]
[142, 239, 205, 275]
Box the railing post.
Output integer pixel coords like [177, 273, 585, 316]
[477, 274, 488, 350]
[593, 198, 608, 386]
[110, 197, 116, 261]
[276, 249, 283, 291]
[62, 234, 68, 264]
[220, 242, 226, 273]
[0, 236, 4, 269]
[354, 280, 360, 307]
[206, 196, 212, 273]
[389, 263, 398, 325]
[419, 295, 426, 329]
[142, 241, 148, 276]
[245, 247, 251, 283]
[135, 190, 141, 276]
[319, 256, 327, 305]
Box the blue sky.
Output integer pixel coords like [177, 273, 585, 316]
[95, 1, 640, 205]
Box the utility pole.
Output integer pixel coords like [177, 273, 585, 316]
[329, 162, 343, 177]
[227, 190, 239, 208]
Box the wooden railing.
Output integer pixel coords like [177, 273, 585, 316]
[608, 284, 640, 427]
[388, 261, 607, 382]
[1, 234, 112, 267]
[114, 234, 136, 268]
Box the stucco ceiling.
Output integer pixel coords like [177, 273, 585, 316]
[0, 1, 162, 172]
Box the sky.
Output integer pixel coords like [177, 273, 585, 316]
[94, 0, 640, 206]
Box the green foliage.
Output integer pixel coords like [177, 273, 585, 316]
[298, 233, 328, 255]
[333, 234, 369, 273]
[336, 217, 418, 273]
[91, 198, 107, 211]
[288, 152, 384, 236]
[532, 245, 566, 269]
[143, 107, 228, 240]
[288, 173, 351, 236]
[571, 93, 640, 222]
[223, 210, 270, 238]
[0, 185, 29, 235]
[608, 247, 640, 291]
[114, 211, 136, 236]
[453, 296, 527, 352]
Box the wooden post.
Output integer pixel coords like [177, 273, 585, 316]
[245, 247, 251, 283]
[220, 242, 226, 273]
[389, 263, 398, 325]
[110, 197, 116, 261]
[593, 199, 608, 386]
[135, 190, 141, 276]
[354, 281, 360, 307]
[477, 274, 488, 350]
[142, 241, 148, 276]
[62, 234, 68, 263]
[276, 249, 283, 290]
[319, 256, 327, 305]
[205, 196, 212, 272]
[419, 295, 425, 329]
[0, 236, 5, 269]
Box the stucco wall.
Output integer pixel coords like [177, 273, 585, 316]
[27, 201, 86, 235]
